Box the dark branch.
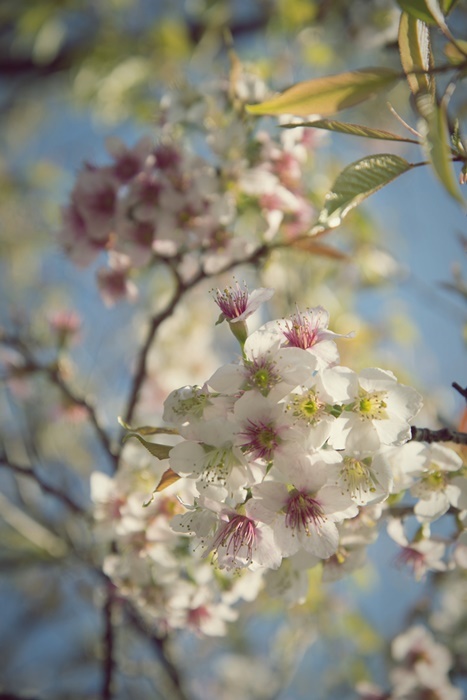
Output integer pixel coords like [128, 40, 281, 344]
[123, 601, 190, 700]
[452, 382, 467, 402]
[410, 426, 467, 445]
[0, 454, 88, 516]
[48, 364, 119, 470]
[119, 244, 269, 451]
[0, 332, 118, 470]
[102, 583, 116, 700]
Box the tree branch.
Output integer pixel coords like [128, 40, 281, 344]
[0, 454, 88, 516]
[0, 331, 118, 470]
[452, 382, 467, 402]
[123, 601, 190, 700]
[119, 244, 269, 450]
[102, 582, 117, 700]
[410, 426, 467, 445]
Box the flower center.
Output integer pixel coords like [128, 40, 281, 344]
[239, 419, 281, 460]
[420, 468, 448, 493]
[211, 514, 257, 562]
[357, 390, 388, 421]
[282, 311, 319, 349]
[340, 457, 377, 498]
[285, 490, 325, 534]
[396, 546, 426, 579]
[214, 283, 248, 319]
[286, 389, 324, 424]
[202, 445, 238, 485]
[172, 386, 208, 419]
[245, 356, 280, 394]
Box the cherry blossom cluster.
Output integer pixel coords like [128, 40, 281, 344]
[163, 286, 421, 577]
[59, 70, 316, 304]
[90, 284, 466, 635]
[357, 625, 463, 700]
[160, 285, 466, 584]
[90, 446, 263, 636]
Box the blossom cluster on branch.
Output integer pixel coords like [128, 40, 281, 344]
[91, 285, 467, 638]
[59, 70, 317, 305]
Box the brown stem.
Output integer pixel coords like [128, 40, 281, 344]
[0, 454, 88, 516]
[0, 332, 118, 470]
[119, 244, 269, 457]
[410, 426, 467, 445]
[102, 583, 116, 700]
[452, 382, 467, 402]
[123, 601, 190, 700]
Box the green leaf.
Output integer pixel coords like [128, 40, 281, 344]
[416, 94, 464, 204]
[246, 68, 400, 117]
[118, 416, 178, 435]
[444, 39, 467, 65]
[155, 468, 181, 493]
[312, 154, 413, 233]
[398, 12, 434, 98]
[283, 118, 419, 144]
[442, 0, 460, 13]
[122, 433, 173, 460]
[397, 0, 437, 23]
[143, 468, 182, 505]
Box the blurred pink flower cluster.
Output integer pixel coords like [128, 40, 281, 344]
[60, 73, 316, 305]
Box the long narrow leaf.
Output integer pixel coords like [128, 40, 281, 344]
[417, 94, 464, 204]
[118, 416, 178, 435]
[397, 0, 437, 23]
[246, 68, 400, 117]
[312, 154, 413, 233]
[283, 118, 419, 144]
[397, 0, 456, 23]
[398, 12, 434, 98]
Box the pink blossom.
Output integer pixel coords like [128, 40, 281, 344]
[213, 282, 274, 324]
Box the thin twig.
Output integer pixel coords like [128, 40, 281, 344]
[119, 244, 269, 451]
[48, 364, 119, 470]
[387, 102, 422, 139]
[0, 332, 118, 470]
[452, 382, 467, 402]
[102, 582, 116, 700]
[123, 601, 190, 700]
[0, 454, 87, 515]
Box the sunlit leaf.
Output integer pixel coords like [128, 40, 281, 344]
[398, 13, 434, 98]
[122, 433, 173, 459]
[397, 0, 437, 23]
[118, 416, 178, 436]
[397, 0, 456, 23]
[417, 94, 464, 204]
[444, 39, 467, 65]
[442, 0, 461, 12]
[155, 468, 181, 493]
[283, 118, 419, 143]
[143, 468, 181, 508]
[143, 468, 182, 505]
[312, 154, 413, 233]
[246, 68, 400, 117]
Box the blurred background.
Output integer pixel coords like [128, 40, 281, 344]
[0, 1, 466, 699]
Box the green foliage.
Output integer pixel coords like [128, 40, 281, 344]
[246, 68, 400, 117]
[312, 154, 413, 234]
[398, 12, 434, 98]
[249, 0, 466, 222]
[397, 0, 459, 24]
[122, 434, 173, 460]
[417, 93, 465, 204]
[282, 118, 419, 144]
